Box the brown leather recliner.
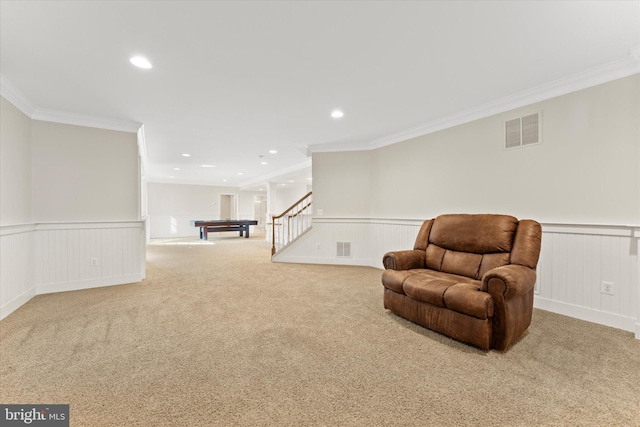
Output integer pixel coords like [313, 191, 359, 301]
[382, 214, 542, 351]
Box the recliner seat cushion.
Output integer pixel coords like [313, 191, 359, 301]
[444, 282, 494, 320]
[386, 269, 493, 320]
[381, 269, 418, 294]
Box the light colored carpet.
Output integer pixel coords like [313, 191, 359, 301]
[1, 233, 639, 426]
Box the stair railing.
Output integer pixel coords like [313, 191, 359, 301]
[271, 191, 313, 256]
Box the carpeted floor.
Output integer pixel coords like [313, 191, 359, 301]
[1, 233, 639, 426]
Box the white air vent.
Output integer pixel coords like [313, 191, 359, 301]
[337, 242, 351, 258]
[504, 112, 541, 149]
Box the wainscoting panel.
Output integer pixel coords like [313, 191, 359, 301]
[275, 218, 640, 337]
[0, 225, 36, 319]
[35, 222, 145, 294]
[273, 220, 372, 265]
[1, 221, 145, 320]
[534, 225, 638, 333]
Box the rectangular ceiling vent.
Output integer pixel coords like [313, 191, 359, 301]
[504, 112, 541, 149]
[337, 242, 351, 258]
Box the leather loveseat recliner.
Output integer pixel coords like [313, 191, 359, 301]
[382, 214, 542, 351]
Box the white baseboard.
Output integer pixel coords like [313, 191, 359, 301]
[36, 274, 143, 295]
[272, 255, 372, 267]
[0, 287, 37, 321]
[534, 296, 636, 334]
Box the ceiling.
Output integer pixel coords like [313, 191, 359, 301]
[1, 1, 639, 190]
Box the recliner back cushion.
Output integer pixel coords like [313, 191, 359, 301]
[441, 249, 483, 278]
[429, 214, 518, 253]
[425, 214, 518, 279]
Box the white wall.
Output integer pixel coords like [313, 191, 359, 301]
[0, 96, 32, 225]
[147, 182, 258, 238]
[31, 121, 139, 222]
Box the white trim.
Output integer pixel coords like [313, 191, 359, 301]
[541, 223, 638, 237]
[138, 125, 149, 175]
[0, 287, 37, 321]
[1, 222, 143, 234]
[272, 254, 372, 267]
[313, 217, 424, 225]
[311, 217, 640, 236]
[0, 224, 37, 236]
[534, 296, 636, 333]
[32, 108, 141, 133]
[0, 75, 36, 117]
[36, 274, 143, 295]
[35, 220, 144, 231]
[309, 50, 640, 154]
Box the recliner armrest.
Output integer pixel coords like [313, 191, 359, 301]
[382, 250, 426, 270]
[480, 265, 537, 300]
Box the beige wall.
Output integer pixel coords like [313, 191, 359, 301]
[314, 75, 640, 224]
[312, 150, 372, 218]
[31, 121, 139, 222]
[0, 96, 32, 225]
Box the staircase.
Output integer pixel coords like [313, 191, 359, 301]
[270, 191, 312, 256]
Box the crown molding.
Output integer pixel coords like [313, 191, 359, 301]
[32, 108, 141, 133]
[146, 178, 244, 188]
[239, 159, 312, 190]
[146, 159, 312, 189]
[309, 47, 640, 154]
[1, 74, 141, 133]
[0, 75, 36, 117]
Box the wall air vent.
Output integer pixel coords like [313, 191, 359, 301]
[337, 242, 351, 258]
[504, 112, 541, 149]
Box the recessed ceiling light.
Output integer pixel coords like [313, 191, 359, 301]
[173, 168, 180, 171]
[201, 165, 216, 168]
[331, 110, 344, 118]
[288, 180, 294, 183]
[269, 150, 278, 154]
[222, 179, 228, 182]
[169, 176, 175, 179]
[182, 153, 191, 157]
[261, 162, 267, 165]
[237, 172, 243, 176]
[130, 56, 152, 69]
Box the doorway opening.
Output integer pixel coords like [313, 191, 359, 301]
[219, 194, 238, 220]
